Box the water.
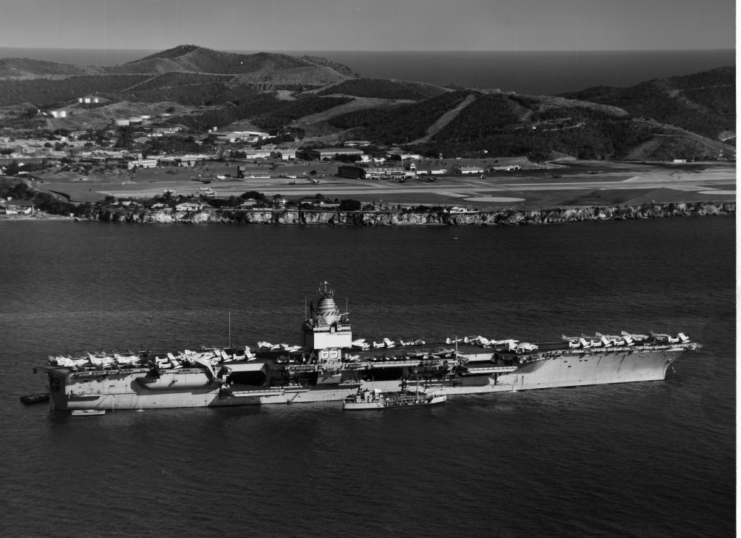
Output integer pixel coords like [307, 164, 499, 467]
[0, 217, 735, 537]
[0, 48, 734, 94]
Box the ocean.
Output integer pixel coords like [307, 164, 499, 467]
[0, 47, 734, 95]
[0, 217, 735, 537]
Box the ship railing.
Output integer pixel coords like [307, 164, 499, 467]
[567, 342, 697, 354]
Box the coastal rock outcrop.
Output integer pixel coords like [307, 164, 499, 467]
[91, 201, 735, 226]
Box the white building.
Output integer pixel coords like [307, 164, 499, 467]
[153, 127, 183, 134]
[460, 166, 484, 174]
[280, 149, 298, 161]
[243, 149, 272, 159]
[176, 202, 203, 211]
[128, 159, 158, 170]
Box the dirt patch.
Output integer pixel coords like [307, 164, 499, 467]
[411, 93, 477, 144]
[292, 97, 411, 126]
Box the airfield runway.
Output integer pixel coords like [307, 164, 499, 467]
[51, 161, 736, 209]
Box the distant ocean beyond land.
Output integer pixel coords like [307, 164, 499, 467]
[0, 48, 734, 95]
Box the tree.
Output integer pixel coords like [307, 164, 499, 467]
[5, 161, 20, 176]
[339, 199, 361, 211]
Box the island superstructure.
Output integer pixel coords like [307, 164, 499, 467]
[35, 282, 700, 411]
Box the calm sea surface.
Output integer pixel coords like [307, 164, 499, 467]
[0, 48, 734, 94]
[0, 217, 735, 537]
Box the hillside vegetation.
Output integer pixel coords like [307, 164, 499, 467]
[318, 78, 447, 100]
[0, 75, 152, 107]
[171, 95, 353, 131]
[125, 72, 233, 92]
[327, 91, 468, 144]
[422, 93, 657, 160]
[0, 46, 734, 162]
[560, 67, 735, 140]
[0, 58, 103, 77]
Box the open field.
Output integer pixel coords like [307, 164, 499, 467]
[33, 160, 736, 210]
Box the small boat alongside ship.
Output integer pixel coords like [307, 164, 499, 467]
[33, 282, 701, 412]
[20, 393, 49, 405]
[344, 388, 446, 410]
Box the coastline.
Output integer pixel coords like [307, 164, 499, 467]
[78, 201, 735, 225]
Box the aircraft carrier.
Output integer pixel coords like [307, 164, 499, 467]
[34, 283, 700, 411]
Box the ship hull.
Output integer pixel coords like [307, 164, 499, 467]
[45, 347, 684, 411]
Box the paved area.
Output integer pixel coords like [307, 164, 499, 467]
[43, 161, 736, 208]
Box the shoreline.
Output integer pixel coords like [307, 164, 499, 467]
[84, 201, 734, 225]
[2, 201, 734, 225]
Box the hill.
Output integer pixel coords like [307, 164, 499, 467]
[0, 46, 357, 85]
[111, 47, 312, 75]
[326, 88, 733, 161]
[0, 58, 103, 77]
[327, 91, 470, 145]
[0, 46, 734, 162]
[420, 92, 652, 161]
[317, 78, 448, 100]
[560, 67, 735, 141]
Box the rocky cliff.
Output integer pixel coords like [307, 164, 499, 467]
[91, 201, 735, 226]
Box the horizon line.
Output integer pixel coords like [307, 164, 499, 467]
[0, 46, 735, 53]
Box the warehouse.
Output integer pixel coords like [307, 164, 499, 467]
[303, 147, 364, 161]
[337, 165, 405, 180]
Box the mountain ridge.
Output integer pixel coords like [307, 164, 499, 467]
[0, 46, 734, 162]
[0, 45, 360, 79]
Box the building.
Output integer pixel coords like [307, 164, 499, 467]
[78, 96, 100, 104]
[460, 166, 484, 174]
[343, 140, 371, 147]
[128, 159, 158, 170]
[50, 110, 67, 118]
[337, 165, 404, 180]
[387, 151, 422, 161]
[214, 131, 270, 143]
[337, 165, 365, 179]
[1, 199, 35, 215]
[234, 130, 269, 140]
[303, 147, 364, 161]
[153, 127, 182, 134]
[280, 149, 298, 161]
[242, 149, 272, 159]
[175, 202, 203, 212]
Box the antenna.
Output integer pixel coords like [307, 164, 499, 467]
[228, 312, 231, 348]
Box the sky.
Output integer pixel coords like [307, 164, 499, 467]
[0, 0, 736, 52]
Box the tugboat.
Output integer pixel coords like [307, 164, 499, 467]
[343, 387, 446, 410]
